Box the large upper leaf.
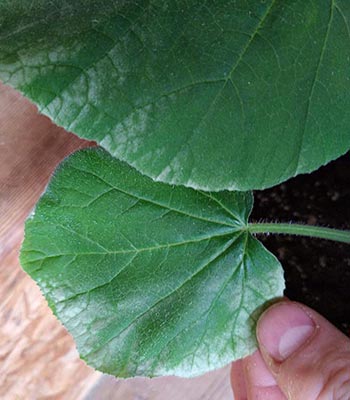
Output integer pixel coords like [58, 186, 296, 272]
[20, 148, 284, 377]
[1, 1, 350, 191]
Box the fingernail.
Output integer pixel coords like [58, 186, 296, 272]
[257, 302, 316, 362]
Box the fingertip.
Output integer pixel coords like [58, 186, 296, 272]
[243, 351, 276, 387]
[243, 351, 286, 400]
[256, 301, 350, 399]
[230, 359, 247, 400]
[256, 301, 316, 362]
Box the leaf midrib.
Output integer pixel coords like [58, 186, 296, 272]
[24, 228, 242, 263]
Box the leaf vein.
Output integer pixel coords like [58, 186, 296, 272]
[70, 165, 239, 227]
[83, 234, 242, 359]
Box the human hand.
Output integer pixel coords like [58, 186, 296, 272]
[231, 301, 350, 399]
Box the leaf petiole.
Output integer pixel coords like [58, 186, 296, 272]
[248, 223, 350, 244]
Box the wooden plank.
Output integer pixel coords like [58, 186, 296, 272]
[0, 83, 234, 400]
[0, 248, 101, 400]
[85, 366, 232, 400]
[0, 83, 100, 400]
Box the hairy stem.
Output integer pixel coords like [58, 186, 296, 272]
[248, 223, 350, 244]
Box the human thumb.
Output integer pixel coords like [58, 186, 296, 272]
[256, 301, 350, 399]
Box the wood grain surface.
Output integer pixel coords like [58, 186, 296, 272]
[0, 82, 101, 400]
[0, 83, 233, 400]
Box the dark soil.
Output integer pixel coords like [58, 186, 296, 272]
[251, 153, 350, 335]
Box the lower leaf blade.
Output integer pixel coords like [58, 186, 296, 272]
[20, 148, 284, 377]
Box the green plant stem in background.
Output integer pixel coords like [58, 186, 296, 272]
[248, 223, 350, 244]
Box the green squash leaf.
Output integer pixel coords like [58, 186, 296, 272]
[1, 1, 350, 191]
[20, 148, 284, 377]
